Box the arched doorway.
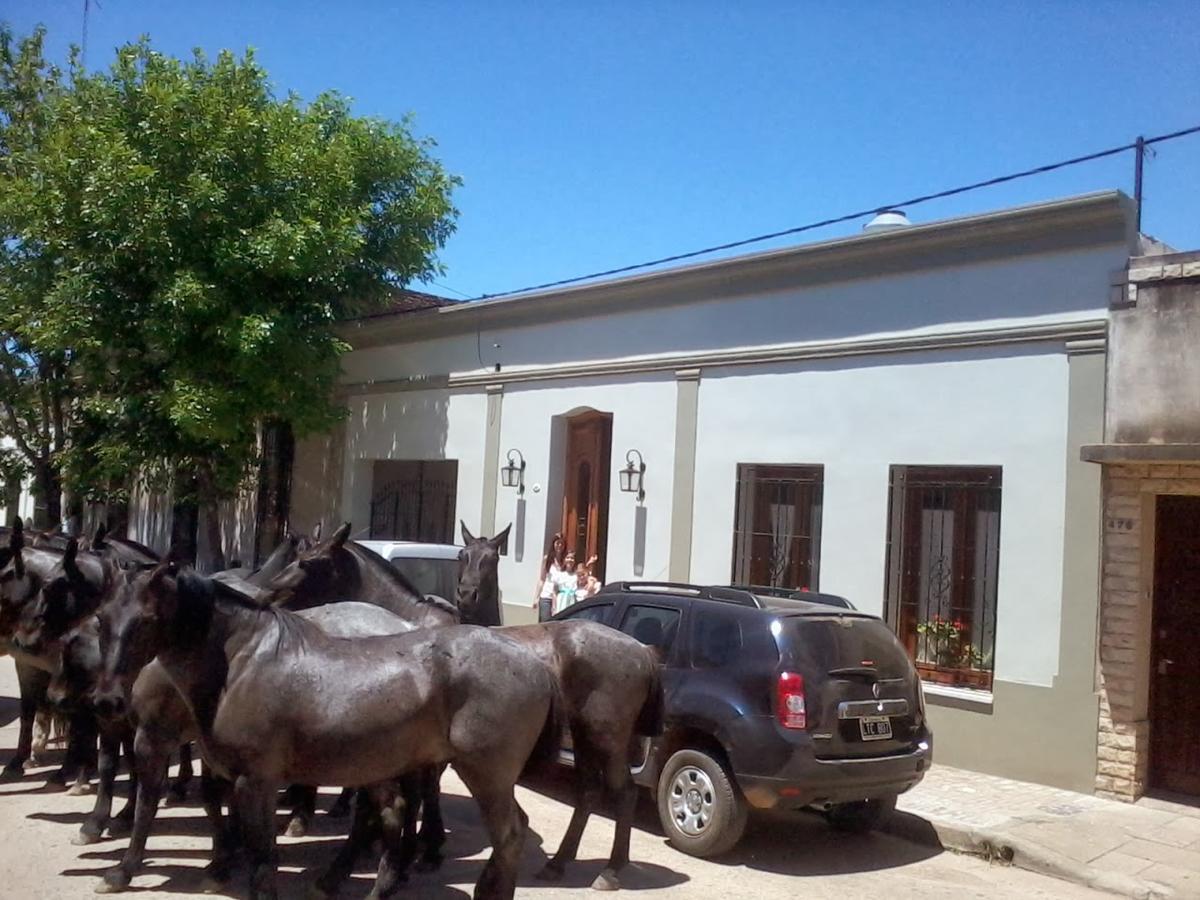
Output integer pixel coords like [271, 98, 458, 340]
[561, 411, 612, 582]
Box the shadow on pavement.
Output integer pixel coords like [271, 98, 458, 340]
[0, 695, 19, 728]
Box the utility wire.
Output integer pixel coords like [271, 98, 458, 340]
[476, 123, 1200, 301]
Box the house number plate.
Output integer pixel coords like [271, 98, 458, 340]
[859, 716, 893, 741]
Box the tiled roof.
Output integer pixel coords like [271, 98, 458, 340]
[355, 287, 460, 319]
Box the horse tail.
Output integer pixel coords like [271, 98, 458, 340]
[523, 671, 566, 776]
[635, 654, 665, 737]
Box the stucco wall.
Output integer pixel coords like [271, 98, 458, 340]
[691, 347, 1071, 688]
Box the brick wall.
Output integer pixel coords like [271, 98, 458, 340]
[1096, 463, 1200, 800]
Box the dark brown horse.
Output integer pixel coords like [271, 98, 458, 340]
[135, 565, 561, 900]
[459, 524, 665, 891]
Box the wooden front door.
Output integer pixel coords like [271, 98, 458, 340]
[561, 413, 612, 582]
[1150, 494, 1200, 795]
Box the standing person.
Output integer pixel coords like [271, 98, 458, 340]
[534, 533, 565, 622]
[555, 551, 579, 615]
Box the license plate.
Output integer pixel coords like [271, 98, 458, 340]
[859, 716, 893, 741]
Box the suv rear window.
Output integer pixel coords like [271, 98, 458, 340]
[784, 615, 911, 676]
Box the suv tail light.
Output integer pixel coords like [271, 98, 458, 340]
[777, 671, 807, 730]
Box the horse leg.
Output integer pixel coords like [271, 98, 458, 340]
[99, 730, 171, 893]
[3, 662, 49, 780]
[310, 788, 378, 900]
[368, 780, 415, 899]
[285, 784, 317, 838]
[415, 765, 446, 872]
[200, 763, 238, 889]
[64, 708, 99, 795]
[537, 745, 601, 883]
[109, 730, 139, 835]
[326, 785, 354, 819]
[167, 741, 193, 804]
[75, 726, 121, 844]
[236, 775, 281, 900]
[594, 749, 637, 891]
[455, 763, 526, 900]
[30, 707, 51, 766]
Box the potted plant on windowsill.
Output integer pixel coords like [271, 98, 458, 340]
[915, 616, 991, 689]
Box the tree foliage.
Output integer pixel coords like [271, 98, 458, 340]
[0, 27, 458, 543]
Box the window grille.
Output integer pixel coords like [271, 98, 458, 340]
[884, 466, 1001, 691]
[731, 464, 824, 591]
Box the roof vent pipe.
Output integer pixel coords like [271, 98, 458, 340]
[863, 209, 911, 233]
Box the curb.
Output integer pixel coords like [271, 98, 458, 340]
[882, 812, 1174, 900]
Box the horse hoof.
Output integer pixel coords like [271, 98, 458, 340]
[96, 869, 131, 894]
[67, 781, 94, 796]
[0, 766, 23, 783]
[591, 869, 621, 891]
[535, 863, 565, 883]
[72, 828, 102, 846]
[284, 817, 308, 838]
[166, 784, 188, 804]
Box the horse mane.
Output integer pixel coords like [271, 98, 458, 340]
[344, 542, 433, 605]
[182, 571, 311, 653]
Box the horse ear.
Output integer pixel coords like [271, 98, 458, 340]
[64, 537, 85, 582]
[490, 523, 511, 552]
[330, 522, 351, 549]
[92, 523, 108, 549]
[311, 521, 322, 542]
[10, 519, 24, 550]
[460, 520, 475, 544]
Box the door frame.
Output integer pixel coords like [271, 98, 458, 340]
[1148, 492, 1200, 795]
[560, 411, 612, 582]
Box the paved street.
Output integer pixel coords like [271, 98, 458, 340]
[0, 660, 1109, 900]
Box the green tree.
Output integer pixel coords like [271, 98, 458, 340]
[1, 29, 458, 562]
[0, 26, 74, 528]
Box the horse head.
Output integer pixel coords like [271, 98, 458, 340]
[456, 521, 509, 627]
[265, 521, 356, 606]
[92, 561, 177, 720]
[13, 537, 113, 656]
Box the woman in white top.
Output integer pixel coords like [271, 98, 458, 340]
[535, 533, 565, 622]
[554, 552, 579, 615]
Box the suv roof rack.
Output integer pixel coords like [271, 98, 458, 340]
[599, 581, 762, 608]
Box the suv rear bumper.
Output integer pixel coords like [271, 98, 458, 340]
[735, 738, 933, 810]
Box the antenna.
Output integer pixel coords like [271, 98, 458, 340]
[82, 0, 102, 67]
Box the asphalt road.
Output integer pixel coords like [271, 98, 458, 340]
[0, 658, 1106, 899]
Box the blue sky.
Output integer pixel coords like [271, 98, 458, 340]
[8, 1, 1200, 299]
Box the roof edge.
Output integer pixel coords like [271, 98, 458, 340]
[344, 191, 1136, 348]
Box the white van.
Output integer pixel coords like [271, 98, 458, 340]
[354, 540, 461, 604]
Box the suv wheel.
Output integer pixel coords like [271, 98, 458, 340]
[824, 794, 897, 833]
[656, 748, 747, 857]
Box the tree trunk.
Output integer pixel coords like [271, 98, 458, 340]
[202, 498, 226, 573]
[31, 462, 62, 530]
[170, 467, 199, 564]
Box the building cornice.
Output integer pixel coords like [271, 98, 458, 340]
[343, 191, 1135, 349]
[338, 318, 1107, 397]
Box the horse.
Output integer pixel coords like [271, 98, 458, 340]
[128, 565, 560, 900]
[459, 522, 665, 891]
[0, 525, 103, 789]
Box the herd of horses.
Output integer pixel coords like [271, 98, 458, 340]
[0, 519, 664, 899]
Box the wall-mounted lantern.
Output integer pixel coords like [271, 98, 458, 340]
[501, 448, 526, 495]
[619, 449, 646, 502]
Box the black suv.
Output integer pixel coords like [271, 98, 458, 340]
[554, 581, 932, 857]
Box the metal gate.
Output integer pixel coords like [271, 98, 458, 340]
[369, 460, 458, 543]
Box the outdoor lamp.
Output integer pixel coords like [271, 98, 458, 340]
[501, 448, 526, 494]
[620, 449, 646, 501]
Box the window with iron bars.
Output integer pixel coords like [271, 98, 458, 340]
[884, 465, 1001, 691]
[731, 464, 823, 592]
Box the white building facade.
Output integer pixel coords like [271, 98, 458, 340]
[290, 192, 1142, 792]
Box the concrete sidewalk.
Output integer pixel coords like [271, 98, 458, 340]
[887, 764, 1200, 899]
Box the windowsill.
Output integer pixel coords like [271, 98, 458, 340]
[923, 681, 994, 714]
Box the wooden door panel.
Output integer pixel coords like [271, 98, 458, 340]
[561, 414, 612, 581]
[1151, 495, 1200, 795]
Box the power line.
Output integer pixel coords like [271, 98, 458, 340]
[475, 123, 1200, 301]
[430, 280, 472, 300]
